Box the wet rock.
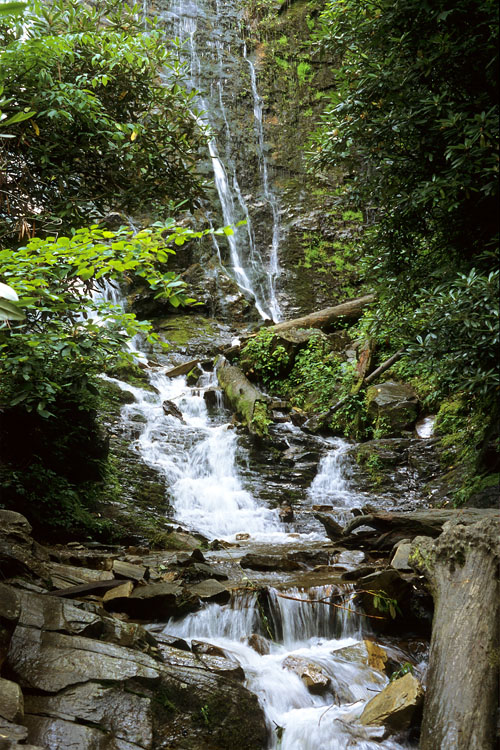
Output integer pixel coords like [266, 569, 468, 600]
[24, 682, 152, 749]
[164, 359, 201, 378]
[186, 364, 203, 386]
[162, 399, 186, 423]
[0, 715, 29, 745]
[282, 655, 331, 694]
[110, 581, 196, 619]
[192, 640, 227, 658]
[153, 632, 190, 652]
[0, 583, 20, 667]
[7, 627, 162, 692]
[366, 381, 419, 437]
[203, 388, 219, 408]
[179, 561, 228, 582]
[0, 677, 24, 723]
[187, 578, 231, 604]
[279, 505, 294, 523]
[246, 633, 271, 655]
[47, 561, 114, 589]
[112, 559, 148, 582]
[102, 580, 135, 603]
[0, 510, 48, 580]
[239, 553, 301, 572]
[359, 672, 424, 732]
[23, 715, 145, 750]
[390, 541, 412, 571]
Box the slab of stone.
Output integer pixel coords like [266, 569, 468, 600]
[164, 359, 200, 378]
[48, 561, 114, 589]
[24, 715, 143, 750]
[24, 681, 152, 748]
[0, 583, 20, 668]
[359, 672, 424, 731]
[7, 627, 161, 692]
[390, 542, 413, 571]
[0, 677, 24, 723]
[187, 579, 230, 604]
[239, 553, 301, 572]
[103, 581, 134, 603]
[282, 655, 330, 694]
[112, 559, 147, 582]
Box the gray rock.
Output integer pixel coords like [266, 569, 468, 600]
[0, 583, 20, 667]
[240, 553, 301, 572]
[7, 627, 161, 692]
[246, 633, 271, 655]
[366, 381, 419, 436]
[24, 716, 143, 750]
[0, 677, 24, 723]
[282, 655, 331, 694]
[24, 682, 152, 748]
[0, 511, 48, 580]
[187, 578, 230, 604]
[112, 559, 148, 582]
[390, 542, 413, 571]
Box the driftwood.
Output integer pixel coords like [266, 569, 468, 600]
[409, 518, 499, 749]
[216, 356, 271, 438]
[315, 508, 499, 550]
[268, 295, 375, 334]
[364, 350, 404, 385]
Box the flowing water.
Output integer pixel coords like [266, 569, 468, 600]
[159, 0, 282, 320]
[108, 363, 416, 749]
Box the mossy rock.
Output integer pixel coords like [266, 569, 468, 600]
[366, 381, 419, 437]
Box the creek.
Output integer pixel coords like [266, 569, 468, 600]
[101, 1, 420, 746]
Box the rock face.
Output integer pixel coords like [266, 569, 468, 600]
[359, 672, 424, 731]
[366, 381, 419, 436]
[0, 515, 268, 750]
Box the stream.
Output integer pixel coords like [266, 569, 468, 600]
[100, 1, 419, 746]
[106, 363, 418, 750]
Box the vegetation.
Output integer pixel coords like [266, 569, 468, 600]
[0, 0, 207, 243]
[309, 0, 499, 402]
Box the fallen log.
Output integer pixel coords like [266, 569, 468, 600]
[315, 508, 499, 550]
[268, 294, 375, 334]
[409, 517, 499, 749]
[216, 356, 272, 439]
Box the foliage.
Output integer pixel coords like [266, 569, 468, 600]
[282, 335, 345, 412]
[0, 0, 207, 242]
[309, 0, 499, 401]
[240, 328, 291, 388]
[0, 220, 218, 415]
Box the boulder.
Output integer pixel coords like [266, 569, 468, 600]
[0, 583, 20, 667]
[0, 510, 48, 580]
[0, 677, 24, 723]
[112, 559, 148, 582]
[359, 672, 424, 731]
[187, 579, 231, 605]
[282, 655, 330, 694]
[162, 399, 186, 423]
[246, 633, 271, 656]
[240, 553, 301, 572]
[366, 381, 419, 436]
[108, 581, 197, 619]
[390, 542, 412, 571]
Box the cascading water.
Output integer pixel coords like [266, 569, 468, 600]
[162, 587, 413, 750]
[160, 0, 283, 320]
[307, 437, 365, 523]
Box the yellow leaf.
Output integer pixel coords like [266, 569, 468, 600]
[32, 120, 40, 136]
[131, 129, 138, 141]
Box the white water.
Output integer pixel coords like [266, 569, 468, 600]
[105, 358, 415, 749]
[162, 589, 412, 750]
[162, 0, 282, 321]
[307, 437, 365, 521]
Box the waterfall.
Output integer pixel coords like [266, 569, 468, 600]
[160, 586, 411, 750]
[307, 438, 364, 523]
[161, 0, 282, 320]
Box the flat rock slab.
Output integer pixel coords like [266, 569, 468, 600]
[164, 359, 200, 378]
[360, 672, 424, 731]
[24, 681, 152, 749]
[188, 579, 230, 604]
[7, 627, 161, 692]
[24, 715, 143, 750]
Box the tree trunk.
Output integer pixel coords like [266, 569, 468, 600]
[216, 356, 271, 438]
[268, 294, 375, 334]
[409, 518, 499, 749]
[314, 508, 498, 550]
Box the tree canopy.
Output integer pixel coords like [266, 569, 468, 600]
[310, 0, 499, 398]
[0, 0, 207, 243]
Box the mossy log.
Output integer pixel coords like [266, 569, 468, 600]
[268, 294, 375, 334]
[314, 508, 498, 550]
[216, 356, 271, 438]
[409, 518, 499, 749]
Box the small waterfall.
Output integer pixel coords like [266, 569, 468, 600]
[307, 438, 363, 522]
[161, 0, 282, 320]
[159, 586, 410, 750]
